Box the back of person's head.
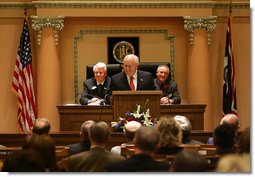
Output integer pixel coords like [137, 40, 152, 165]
[80, 120, 95, 140]
[238, 127, 250, 154]
[174, 115, 192, 141]
[32, 117, 51, 135]
[220, 114, 239, 130]
[124, 121, 141, 141]
[2, 149, 46, 172]
[134, 126, 160, 153]
[213, 123, 236, 149]
[22, 134, 57, 171]
[89, 121, 110, 145]
[216, 153, 250, 172]
[156, 116, 182, 147]
[171, 150, 208, 172]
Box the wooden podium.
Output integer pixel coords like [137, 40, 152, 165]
[112, 90, 162, 120]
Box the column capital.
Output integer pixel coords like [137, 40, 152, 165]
[183, 16, 217, 45]
[31, 16, 65, 45]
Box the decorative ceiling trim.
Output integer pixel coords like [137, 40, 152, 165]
[0, 1, 249, 9]
[31, 16, 65, 45]
[184, 16, 217, 45]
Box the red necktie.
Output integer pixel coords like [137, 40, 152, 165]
[129, 76, 135, 90]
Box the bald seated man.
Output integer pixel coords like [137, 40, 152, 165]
[207, 113, 239, 144]
[32, 117, 51, 135]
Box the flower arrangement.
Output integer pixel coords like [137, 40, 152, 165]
[111, 100, 157, 132]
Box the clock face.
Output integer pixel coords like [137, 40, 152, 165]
[112, 41, 135, 63]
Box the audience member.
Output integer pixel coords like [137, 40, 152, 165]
[213, 123, 236, 155]
[216, 153, 250, 172]
[154, 65, 181, 104]
[110, 54, 156, 91]
[68, 121, 125, 172]
[174, 115, 203, 144]
[32, 117, 51, 135]
[22, 134, 58, 171]
[207, 113, 239, 144]
[170, 150, 208, 172]
[237, 126, 250, 154]
[107, 126, 169, 172]
[156, 116, 183, 154]
[80, 62, 111, 105]
[67, 120, 95, 155]
[2, 149, 46, 172]
[111, 120, 141, 155]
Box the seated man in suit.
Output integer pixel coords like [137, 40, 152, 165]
[66, 120, 95, 155]
[174, 115, 202, 144]
[68, 121, 125, 172]
[207, 113, 239, 144]
[107, 126, 169, 172]
[32, 117, 51, 135]
[154, 64, 181, 104]
[110, 54, 156, 91]
[79, 62, 111, 105]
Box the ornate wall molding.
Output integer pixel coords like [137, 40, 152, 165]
[183, 16, 217, 45]
[73, 29, 175, 103]
[31, 16, 65, 45]
[0, 1, 249, 9]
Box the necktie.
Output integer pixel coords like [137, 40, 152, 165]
[129, 76, 135, 90]
[98, 84, 103, 98]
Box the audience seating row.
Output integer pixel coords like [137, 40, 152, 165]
[120, 144, 220, 171]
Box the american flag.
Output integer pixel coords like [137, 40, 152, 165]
[12, 19, 36, 133]
[222, 17, 237, 116]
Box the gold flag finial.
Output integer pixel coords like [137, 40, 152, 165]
[229, 0, 232, 16]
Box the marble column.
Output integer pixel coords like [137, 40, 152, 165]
[31, 16, 64, 131]
[184, 16, 217, 130]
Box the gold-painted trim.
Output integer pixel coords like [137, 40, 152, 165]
[73, 29, 175, 103]
[183, 16, 217, 45]
[31, 16, 65, 45]
[0, 1, 249, 9]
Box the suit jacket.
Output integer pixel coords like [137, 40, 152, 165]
[79, 76, 111, 105]
[68, 146, 125, 172]
[107, 154, 169, 172]
[154, 78, 181, 104]
[66, 140, 91, 156]
[110, 70, 156, 91]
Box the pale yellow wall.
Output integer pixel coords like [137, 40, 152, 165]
[0, 1, 250, 133]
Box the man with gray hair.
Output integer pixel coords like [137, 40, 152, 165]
[110, 54, 156, 91]
[67, 120, 95, 155]
[174, 115, 202, 144]
[80, 62, 111, 105]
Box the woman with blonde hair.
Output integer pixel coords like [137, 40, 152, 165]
[156, 116, 183, 154]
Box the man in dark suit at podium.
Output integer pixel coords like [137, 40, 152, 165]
[110, 54, 156, 91]
[79, 62, 111, 105]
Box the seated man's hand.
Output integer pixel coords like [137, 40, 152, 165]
[90, 98, 100, 103]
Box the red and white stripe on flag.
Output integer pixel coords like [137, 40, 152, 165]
[11, 19, 36, 133]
